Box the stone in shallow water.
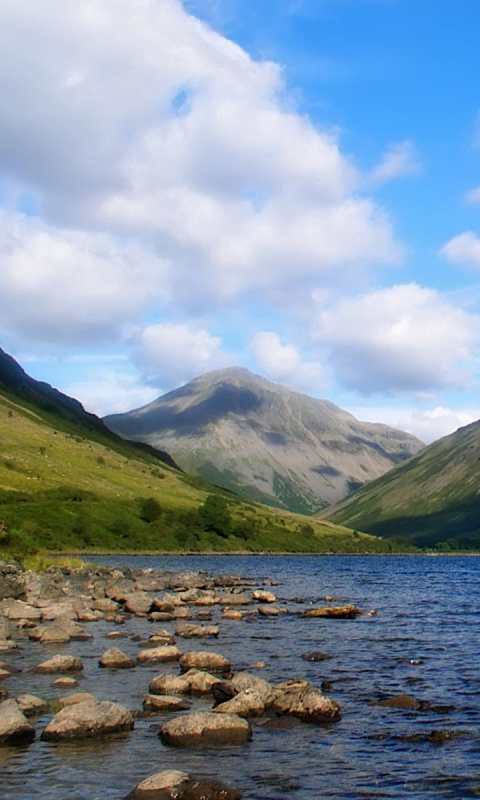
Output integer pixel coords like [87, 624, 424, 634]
[35, 654, 83, 674]
[143, 694, 191, 712]
[137, 645, 181, 664]
[160, 711, 251, 748]
[99, 647, 136, 669]
[179, 651, 230, 674]
[41, 698, 134, 741]
[15, 694, 49, 717]
[0, 699, 36, 745]
[125, 769, 242, 799]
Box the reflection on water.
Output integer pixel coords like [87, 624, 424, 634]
[2, 555, 480, 799]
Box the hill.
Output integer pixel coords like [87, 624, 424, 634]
[104, 367, 423, 514]
[323, 419, 480, 549]
[0, 349, 399, 556]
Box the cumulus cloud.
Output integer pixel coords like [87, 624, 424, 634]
[250, 331, 325, 392]
[130, 322, 234, 389]
[441, 231, 480, 269]
[368, 140, 421, 186]
[0, 0, 402, 344]
[0, 209, 167, 345]
[316, 284, 480, 393]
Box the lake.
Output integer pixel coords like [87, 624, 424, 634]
[2, 554, 480, 799]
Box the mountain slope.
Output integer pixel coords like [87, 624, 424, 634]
[323, 419, 480, 548]
[104, 367, 424, 513]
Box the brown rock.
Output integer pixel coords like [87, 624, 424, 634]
[160, 711, 251, 747]
[99, 647, 136, 669]
[41, 698, 134, 741]
[143, 694, 191, 712]
[0, 699, 36, 745]
[302, 604, 363, 619]
[15, 694, 49, 717]
[137, 645, 182, 664]
[35, 654, 83, 674]
[125, 769, 242, 800]
[272, 680, 341, 723]
[179, 651, 230, 674]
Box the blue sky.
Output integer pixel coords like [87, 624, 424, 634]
[1, 0, 480, 442]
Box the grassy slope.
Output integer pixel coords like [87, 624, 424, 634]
[323, 420, 480, 549]
[0, 388, 401, 556]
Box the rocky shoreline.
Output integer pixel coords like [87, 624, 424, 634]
[0, 560, 367, 798]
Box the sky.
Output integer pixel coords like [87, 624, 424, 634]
[1, 0, 480, 444]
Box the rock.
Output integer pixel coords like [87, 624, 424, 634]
[218, 592, 251, 606]
[169, 573, 207, 591]
[272, 680, 341, 724]
[179, 651, 230, 674]
[0, 668, 10, 681]
[149, 674, 191, 695]
[99, 647, 136, 669]
[137, 645, 182, 664]
[377, 694, 419, 710]
[143, 694, 191, 712]
[58, 693, 97, 708]
[302, 605, 363, 619]
[183, 669, 221, 694]
[252, 590, 277, 603]
[124, 593, 154, 616]
[0, 639, 18, 652]
[0, 699, 36, 744]
[231, 672, 273, 701]
[5, 601, 42, 621]
[160, 711, 251, 747]
[92, 598, 119, 613]
[105, 578, 136, 601]
[222, 610, 243, 620]
[0, 565, 26, 600]
[149, 612, 175, 622]
[125, 769, 242, 800]
[301, 651, 333, 662]
[39, 626, 72, 644]
[258, 605, 281, 617]
[175, 622, 219, 639]
[0, 616, 11, 639]
[40, 602, 77, 621]
[214, 689, 266, 718]
[173, 607, 193, 620]
[148, 630, 176, 645]
[53, 677, 78, 689]
[35, 655, 84, 674]
[41, 699, 134, 741]
[15, 694, 49, 717]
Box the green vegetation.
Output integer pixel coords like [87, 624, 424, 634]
[324, 420, 480, 550]
[0, 383, 412, 558]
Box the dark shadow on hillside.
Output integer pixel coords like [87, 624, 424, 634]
[362, 493, 480, 548]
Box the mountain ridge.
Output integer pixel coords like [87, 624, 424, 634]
[104, 367, 424, 514]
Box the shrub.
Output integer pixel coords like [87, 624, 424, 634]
[139, 496, 162, 523]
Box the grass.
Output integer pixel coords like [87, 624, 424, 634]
[0, 389, 415, 559]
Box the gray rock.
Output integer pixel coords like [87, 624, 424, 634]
[271, 680, 341, 723]
[175, 622, 219, 639]
[143, 694, 191, 712]
[0, 565, 26, 600]
[125, 769, 242, 800]
[124, 593, 154, 615]
[35, 654, 84, 674]
[5, 601, 42, 621]
[0, 699, 35, 744]
[179, 651, 230, 674]
[149, 674, 191, 696]
[137, 645, 181, 664]
[160, 711, 251, 747]
[15, 694, 49, 717]
[41, 698, 134, 741]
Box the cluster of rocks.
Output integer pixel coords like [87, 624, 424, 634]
[0, 561, 367, 799]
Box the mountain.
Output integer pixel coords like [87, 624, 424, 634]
[0, 349, 396, 556]
[0, 347, 178, 469]
[323, 419, 480, 549]
[104, 367, 424, 514]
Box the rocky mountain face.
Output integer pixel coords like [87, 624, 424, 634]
[324, 418, 480, 548]
[104, 368, 423, 513]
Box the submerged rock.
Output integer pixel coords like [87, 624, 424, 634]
[41, 698, 134, 741]
[160, 711, 251, 747]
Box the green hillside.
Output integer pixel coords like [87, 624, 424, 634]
[0, 352, 400, 556]
[324, 419, 480, 550]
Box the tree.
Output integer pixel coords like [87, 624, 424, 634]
[139, 496, 162, 523]
[198, 495, 232, 538]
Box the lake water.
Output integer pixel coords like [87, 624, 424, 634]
[2, 554, 480, 800]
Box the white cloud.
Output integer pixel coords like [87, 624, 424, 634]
[349, 405, 480, 444]
[441, 231, 480, 269]
[62, 372, 159, 418]
[368, 140, 421, 186]
[130, 322, 234, 388]
[0, 0, 402, 344]
[466, 186, 480, 205]
[0, 209, 168, 345]
[250, 331, 325, 391]
[316, 284, 480, 393]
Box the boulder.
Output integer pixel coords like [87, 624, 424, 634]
[149, 674, 191, 696]
[231, 672, 273, 702]
[302, 604, 363, 619]
[39, 626, 72, 645]
[124, 593, 154, 616]
[58, 693, 97, 708]
[125, 769, 242, 800]
[35, 655, 84, 674]
[137, 645, 181, 664]
[0, 699, 36, 744]
[41, 698, 134, 741]
[179, 652, 230, 674]
[160, 711, 251, 747]
[221, 610, 243, 620]
[0, 565, 26, 600]
[218, 592, 251, 606]
[92, 598, 119, 613]
[214, 689, 266, 718]
[175, 622, 219, 639]
[173, 607, 192, 620]
[183, 669, 221, 694]
[99, 647, 136, 669]
[271, 680, 341, 724]
[257, 605, 281, 617]
[105, 578, 136, 601]
[252, 590, 276, 603]
[53, 677, 78, 689]
[148, 630, 176, 645]
[40, 603, 78, 621]
[15, 694, 49, 717]
[143, 694, 191, 712]
[5, 601, 42, 621]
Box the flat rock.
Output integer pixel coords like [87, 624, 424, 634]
[35, 655, 84, 674]
[41, 698, 134, 741]
[175, 622, 219, 639]
[0, 699, 36, 745]
[137, 645, 181, 664]
[5, 601, 42, 621]
[99, 647, 136, 669]
[160, 711, 251, 747]
[377, 694, 419, 710]
[272, 680, 341, 724]
[15, 694, 49, 717]
[252, 590, 277, 603]
[124, 593, 154, 616]
[179, 651, 230, 674]
[58, 692, 97, 708]
[53, 677, 78, 689]
[143, 694, 191, 712]
[125, 769, 242, 800]
[302, 604, 363, 619]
